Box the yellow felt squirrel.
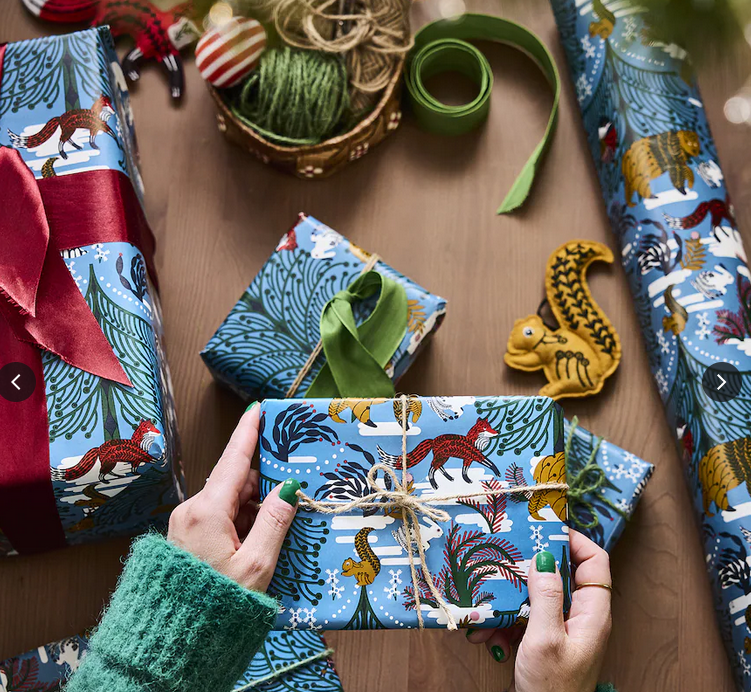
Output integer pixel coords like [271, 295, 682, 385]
[504, 241, 622, 400]
[341, 527, 381, 586]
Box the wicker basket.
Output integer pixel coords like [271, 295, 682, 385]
[208, 58, 404, 179]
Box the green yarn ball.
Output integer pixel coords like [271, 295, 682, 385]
[233, 46, 350, 145]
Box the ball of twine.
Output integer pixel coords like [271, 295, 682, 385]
[232, 46, 350, 144]
[238, 0, 412, 113]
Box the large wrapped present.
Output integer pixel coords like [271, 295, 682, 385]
[0, 631, 343, 692]
[0, 29, 183, 556]
[201, 214, 447, 401]
[564, 419, 654, 553]
[259, 395, 572, 630]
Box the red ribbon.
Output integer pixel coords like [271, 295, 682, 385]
[0, 101, 158, 553]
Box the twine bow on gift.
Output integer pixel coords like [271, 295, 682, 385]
[565, 417, 628, 531]
[296, 395, 570, 630]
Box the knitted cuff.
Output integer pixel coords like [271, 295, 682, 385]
[66, 534, 279, 692]
[595, 684, 617, 692]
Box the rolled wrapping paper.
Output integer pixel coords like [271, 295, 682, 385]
[552, 1, 751, 688]
[405, 14, 560, 213]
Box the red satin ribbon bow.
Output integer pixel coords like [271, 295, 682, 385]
[0, 146, 158, 554]
[0, 147, 131, 386]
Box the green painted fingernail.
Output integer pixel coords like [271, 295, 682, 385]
[491, 645, 505, 662]
[245, 400, 259, 413]
[465, 628, 476, 638]
[536, 551, 556, 573]
[278, 479, 301, 506]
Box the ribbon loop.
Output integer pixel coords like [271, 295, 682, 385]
[304, 269, 408, 398]
[0, 148, 131, 387]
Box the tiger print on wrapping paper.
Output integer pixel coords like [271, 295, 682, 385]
[622, 130, 701, 206]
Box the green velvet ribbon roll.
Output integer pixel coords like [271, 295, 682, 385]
[304, 270, 408, 398]
[405, 14, 561, 214]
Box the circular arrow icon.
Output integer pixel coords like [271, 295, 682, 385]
[0, 363, 37, 403]
[702, 362, 742, 403]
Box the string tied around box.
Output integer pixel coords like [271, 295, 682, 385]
[296, 394, 570, 630]
[565, 417, 628, 531]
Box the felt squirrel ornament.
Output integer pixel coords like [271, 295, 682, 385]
[20, 0, 200, 100]
[505, 240, 622, 400]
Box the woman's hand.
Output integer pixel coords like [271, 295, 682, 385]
[168, 402, 299, 592]
[467, 529, 612, 692]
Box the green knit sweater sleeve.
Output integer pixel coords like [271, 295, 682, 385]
[65, 534, 279, 692]
[596, 684, 617, 692]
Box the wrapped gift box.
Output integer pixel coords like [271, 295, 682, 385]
[0, 631, 342, 692]
[259, 395, 571, 630]
[565, 420, 654, 553]
[0, 28, 183, 556]
[201, 214, 447, 401]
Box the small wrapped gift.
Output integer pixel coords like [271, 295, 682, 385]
[564, 419, 654, 553]
[0, 28, 183, 556]
[259, 395, 572, 631]
[201, 214, 447, 401]
[0, 631, 343, 692]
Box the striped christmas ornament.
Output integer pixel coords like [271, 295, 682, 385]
[20, 0, 98, 22]
[195, 18, 267, 89]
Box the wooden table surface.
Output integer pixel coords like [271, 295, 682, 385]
[2, 1, 751, 690]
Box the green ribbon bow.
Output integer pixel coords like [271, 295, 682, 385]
[405, 13, 561, 214]
[304, 270, 408, 398]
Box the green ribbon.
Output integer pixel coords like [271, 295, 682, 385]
[304, 271, 408, 398]
[404, 14, 561, 214]
[566, 417, 629, 531]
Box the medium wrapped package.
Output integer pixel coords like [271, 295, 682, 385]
[259, 395, 572, 630]
[0, 631, 343, 692]
[0, 29, 183, 556]
[564, 419, 654, 553]
[552, 1, 751, 686]
[201, 214, 447, 401]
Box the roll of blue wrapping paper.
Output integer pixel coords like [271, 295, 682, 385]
[552, 1, 751, 688]
[405, 14, 561, 214]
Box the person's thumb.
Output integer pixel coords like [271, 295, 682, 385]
[234, 478, 300, 591]
[525, 550, 565, 645]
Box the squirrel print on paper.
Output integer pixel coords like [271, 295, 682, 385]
[8, 95, 117, 159]
[505, 241, 621, 400]
[622, 130, 701, 206]
[51, 420, 160, 483]
[699, 437, 751, 516]
[377, 417, 500, 489]
[341, 527, 381, 586]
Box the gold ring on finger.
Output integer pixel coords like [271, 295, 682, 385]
[575, 582, 612, 592]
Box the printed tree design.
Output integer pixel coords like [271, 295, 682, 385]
[260, 471, 330, 607]
[204, 249, 357, 396]
[475, 397, 563, 459]
[314, 442, 402, 517]
[342, 587, 387, 630]
[402, 522, 526, 613]
[259, 404, 339, 462]
[457, 480, 508, 533]
[43, 264, 161, 443]
[0, 657, 59, 692]
[236, 631, 343, 692]
[668, 336, 751, 476]
[0, 31, 110, 116]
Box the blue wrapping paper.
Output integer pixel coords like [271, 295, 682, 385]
[201, 214, 447, 401]
[0, 631, 342, 692]
[0, 29, 183, 556]
[565, 419, 653, 553]
[552, 2, 751, 687]
[259, 395, 572, 630]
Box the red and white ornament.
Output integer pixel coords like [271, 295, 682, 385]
[195, 17, 266, 89]
[20, 0, 98, 23]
